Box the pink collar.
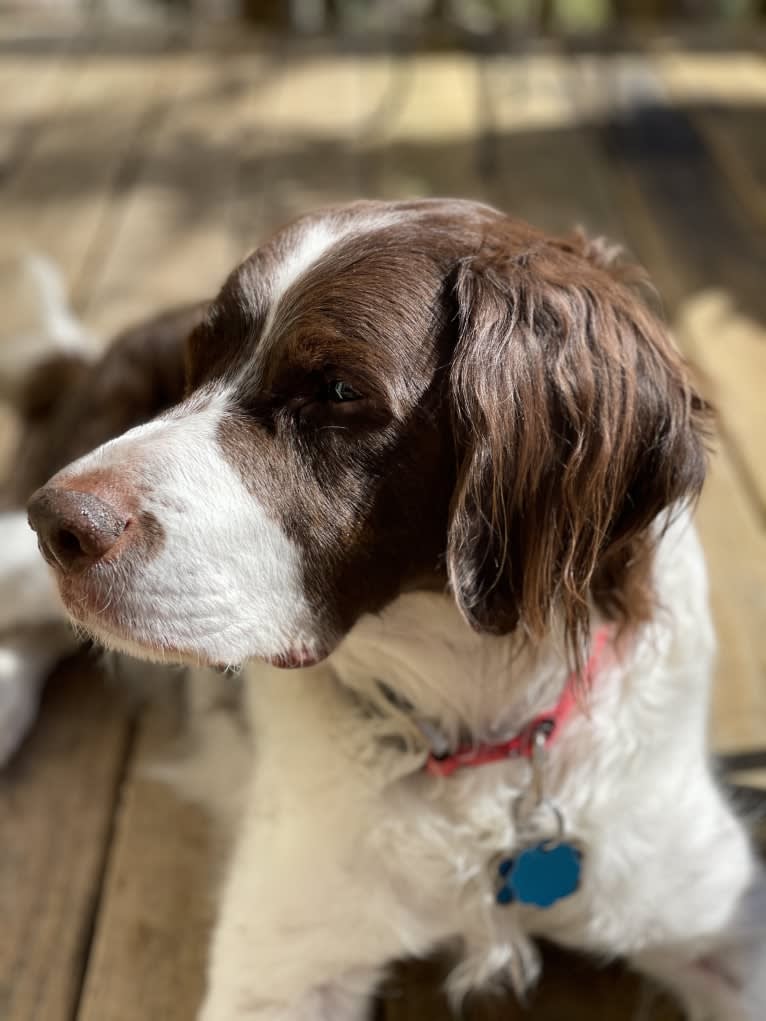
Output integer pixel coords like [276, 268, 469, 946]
[425, 627, 611, 778]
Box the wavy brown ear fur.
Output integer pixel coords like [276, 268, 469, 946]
[447, 227, 713, 666]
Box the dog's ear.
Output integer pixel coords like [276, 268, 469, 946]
[446, 231, 712, 662]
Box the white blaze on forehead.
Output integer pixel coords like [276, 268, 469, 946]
[57, 388, 319, 667]
[260, 220, 341, 342]
[240, 211, 406, 388]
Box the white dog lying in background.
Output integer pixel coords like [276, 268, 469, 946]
[0, 252, 206, 763]
[5, 200, 766, 1019]
[0, 253, 96, 763]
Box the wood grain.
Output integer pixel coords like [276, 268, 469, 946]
[374, 54, 487, 202]
[651, 51, 766, 226]
[0, 52, 175, 300]
[79, 51, 244, 338]
[232, 48, 380, 247]
[0, 658, 133, 1021]
[76, 702, 215, 1021]
[0, 35, 143, 1021]
[0, 34, 81, 186]
[582, 52, 766, 515]
[565, 52, 766, 755]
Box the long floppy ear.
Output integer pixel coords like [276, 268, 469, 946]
[447, 230, 713, 663]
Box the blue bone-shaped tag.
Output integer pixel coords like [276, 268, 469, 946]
[496, 842, 582, 908]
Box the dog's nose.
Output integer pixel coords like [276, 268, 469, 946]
[28, 486, 129, 572]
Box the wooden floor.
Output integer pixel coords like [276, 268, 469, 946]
[1, 15, 765, 1021]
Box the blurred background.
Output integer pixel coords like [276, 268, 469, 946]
[0, 2, 764, 1020]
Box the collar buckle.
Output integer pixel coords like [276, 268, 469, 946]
[424, 626, 611, 780]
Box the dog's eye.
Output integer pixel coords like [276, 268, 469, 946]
[326, 381, 362, 403]
[289, 377, 370, 428]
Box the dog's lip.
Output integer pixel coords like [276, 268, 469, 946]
[266, 648, 322, 669]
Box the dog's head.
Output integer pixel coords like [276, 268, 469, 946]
[27, 199, 711, 669]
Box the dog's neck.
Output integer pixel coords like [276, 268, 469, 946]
[329, 591, 578, 749]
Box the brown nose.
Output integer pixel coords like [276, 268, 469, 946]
[28, 486, 129, 572]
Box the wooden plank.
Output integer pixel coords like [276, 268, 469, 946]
[698, 449, 766, 752]
[650, 51, 766, 224]
[75, 701, 214, 1021]
[578, 53, 766, 514]
[81, 50, 270, 339]
[647, 51, 766, 522]
[0, 658, 133, 1021]
[544, 52, 766, 757]
[370, 53, 486, 202]
[692, 111, 766, 232]
[480, 53, 625, 234]
[674, 285, 766, 539]
[0, 52, 179, 311]
[0, 37, 82, 187]
[232, 49, 386, 249]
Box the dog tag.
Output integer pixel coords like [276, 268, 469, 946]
[496, 842, 582, 908]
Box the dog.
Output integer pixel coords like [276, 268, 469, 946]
[0, 252, 207, 763]
[13, 198, 766, 1019]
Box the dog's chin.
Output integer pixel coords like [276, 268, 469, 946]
[66, 612, 226, 669]
[54, 569, 334, 671]
[61, 599, 330, 673]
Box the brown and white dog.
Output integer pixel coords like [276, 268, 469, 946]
[6, 200, 766, 1018]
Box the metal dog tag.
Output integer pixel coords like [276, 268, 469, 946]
[496, 842, 582, 907]
[495, 724, 583, 909]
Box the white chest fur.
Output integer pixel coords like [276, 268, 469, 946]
[201, 511, 761, 1021]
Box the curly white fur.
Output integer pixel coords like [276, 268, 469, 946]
[196, 510, 764, 1021]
